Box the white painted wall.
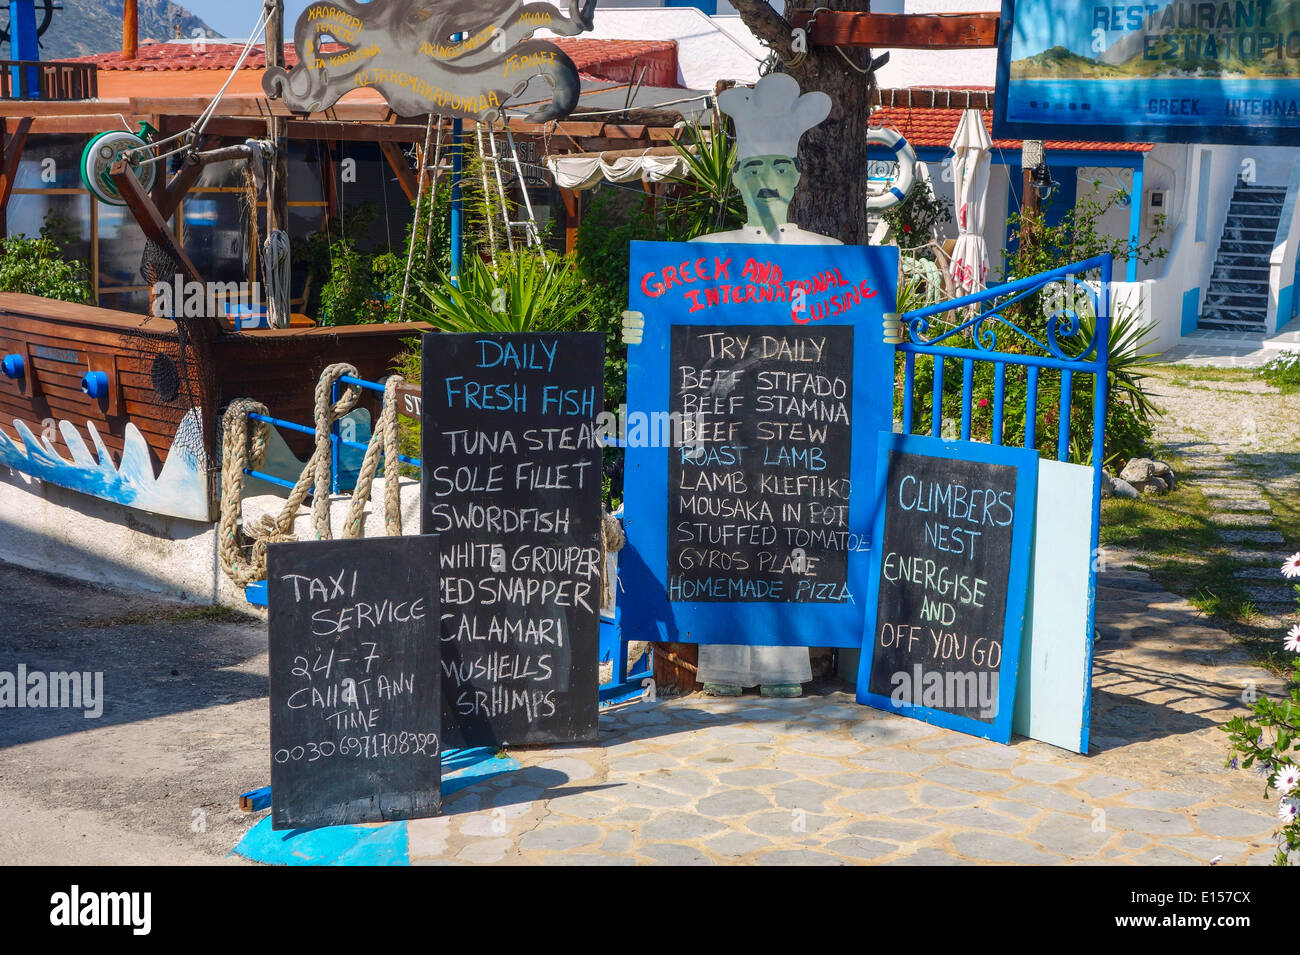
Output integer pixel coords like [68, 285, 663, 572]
[874, 0, 999, 89]
[0, 466, 423, 608]
[541, 6, 765, 88]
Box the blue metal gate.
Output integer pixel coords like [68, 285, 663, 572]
[895, 253, 1113, 743]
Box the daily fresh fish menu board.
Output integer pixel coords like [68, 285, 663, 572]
[622, 241, 898, 647]
[421, 331, 603, 747]
[267, 536, 442, 830]
[856, 433, 1038, 743]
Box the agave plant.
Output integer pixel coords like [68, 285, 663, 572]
[1077, 302, 1163, 423]
[408, 249, 596, 334]
[666, 117, 744, 240]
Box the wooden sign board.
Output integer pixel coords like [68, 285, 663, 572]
[267, 536, 442, 831]
[265, 0, 598, 124]
[621, 241, 898, 648]
[856, 433, 1038, 743]
[421, 331, 604, 747]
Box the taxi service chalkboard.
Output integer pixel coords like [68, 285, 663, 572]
[267, 535, 442, 830]
[421, 331, 603, 748]
[621, 240, 898, 648]
[856, 433, 1038, 742]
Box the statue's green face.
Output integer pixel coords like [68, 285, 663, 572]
[734, 155, 800, 231]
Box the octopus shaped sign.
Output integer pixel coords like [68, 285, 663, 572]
[264, 0, 598, 122]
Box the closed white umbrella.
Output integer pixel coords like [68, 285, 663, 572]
[948, 109, 992, 295]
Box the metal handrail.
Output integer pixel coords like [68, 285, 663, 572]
[242, 373, 421, 493]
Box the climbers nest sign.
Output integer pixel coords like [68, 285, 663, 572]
[265, 0, 598, 123]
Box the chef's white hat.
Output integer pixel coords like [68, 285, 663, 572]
[717, 73, 831, 160]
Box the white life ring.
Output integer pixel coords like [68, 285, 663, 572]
[865, 125, 916, 212]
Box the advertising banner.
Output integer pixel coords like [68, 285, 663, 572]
[995, 0, 1300, 144]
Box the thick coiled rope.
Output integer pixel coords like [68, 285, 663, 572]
[219, 363, 405, 587]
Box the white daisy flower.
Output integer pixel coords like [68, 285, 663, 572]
[1283, 553, 1300, 579]
[1274, 764, 1300, 794]
[1279, 798, 1299, 824]
[1286, 625, 1300, 654]
[1257, 761, 1274, 778]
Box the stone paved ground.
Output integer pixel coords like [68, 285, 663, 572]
[397, 362, 1300, 866]
[405, 566, 1287, 865]
[1139, 366, 1300, 629]
[1161, 319, 1300, 369]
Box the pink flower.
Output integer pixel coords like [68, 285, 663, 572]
[979, 398, 988, 408]
[1282, 552, 1300, 579]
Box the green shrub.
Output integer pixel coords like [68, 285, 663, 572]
[1259, 350, 1300, 393]
[0, 224, 91, 304]
[408, 249, 595, 334]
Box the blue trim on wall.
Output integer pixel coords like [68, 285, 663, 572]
[1182, 286, 1201, 334]
[1127, 164, 1144, 282]
[913, 146, 1143, 169]
[1279, 285, 1294, 328]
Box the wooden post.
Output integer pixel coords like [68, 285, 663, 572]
[123, 0, 138, 59]
[0, 117, 32, 239]
[266, 0, 290, 326]
[1019, 141, 1043, 259]
[110, 160, 203, 285]
[266, 2, 289, 239]
[559, 188, 581, 255]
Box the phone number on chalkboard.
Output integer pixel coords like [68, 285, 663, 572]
[272, 731, 441, 764]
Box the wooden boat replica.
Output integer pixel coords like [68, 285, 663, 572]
[0, 293, 426, 521]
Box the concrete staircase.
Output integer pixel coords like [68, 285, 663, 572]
[1199, 180, 1287, 333]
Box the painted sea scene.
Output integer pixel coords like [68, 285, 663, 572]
[0, 410, 211, 522]
[998, 0, 1300, 141]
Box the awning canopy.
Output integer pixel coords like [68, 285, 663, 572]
[546, 146, 689, 191]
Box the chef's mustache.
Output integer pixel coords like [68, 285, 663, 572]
[756, 188, 782, 199]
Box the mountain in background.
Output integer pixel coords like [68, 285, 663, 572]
[13, 0, 222, 60]
[1010, 46, 1125, 79]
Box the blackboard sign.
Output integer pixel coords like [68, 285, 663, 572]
[421, 332, 603, 747]
[856, 433, 1038, 743]
[622, 241, 898, 648]
[668, 324, 854, 603]
[267, 536, 442, 830]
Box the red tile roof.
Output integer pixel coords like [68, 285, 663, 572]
[872, 103, 1151, 153]
[67, 38, 680, 88]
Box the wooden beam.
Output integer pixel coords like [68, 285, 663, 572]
[157, 153, 205, 221]
[0, 117, 32, 237]
[110, 160, 203, 285]
[788, 11, 999, 50]
[379, 140, 418, 203]
[559, 188, 580, 256]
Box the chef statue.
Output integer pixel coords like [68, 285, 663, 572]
[623, 72, 839, 697]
